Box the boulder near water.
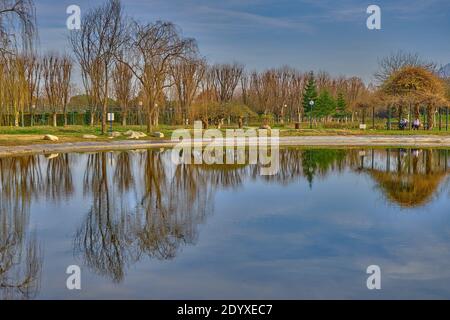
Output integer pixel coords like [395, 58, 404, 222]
[43, 134, 59, 142]
[127, 131, 147, 140]
[152, 132, 165, 138]
[82, 134, 98, 139]
[111, 131, 122, 138]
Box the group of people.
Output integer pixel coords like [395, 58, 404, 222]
[399, 118, 421, 130]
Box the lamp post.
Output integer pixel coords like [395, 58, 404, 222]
[31, 104, 36, 126]
[309, 100, 315, 129]
[280, 104, 287, 124]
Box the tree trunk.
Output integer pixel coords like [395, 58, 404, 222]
[427, 106, 435, 130]
[52, 112, 57, 127]
[64, 109, 68, 127]
[90, 112, 95, 126]
[147, 112, 152, 133]
[238, 117, 243, 129]
[414, 104, 420, 119]
[102, 100, 107, 134]
[201, 118, 208, 129]
[122, 110, 127, 126]
[14, 112, 19, 127]
[153, 109, 159, 127]
[102, 63, 108, 135]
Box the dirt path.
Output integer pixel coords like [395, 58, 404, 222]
[1, 135, 450, 157]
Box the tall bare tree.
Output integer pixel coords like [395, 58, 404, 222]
[118, 20, 196, 133]
[42, 53, 72, 127]
[70, 0, 125, 133]
[170, 57, 205, 125]
[23, 53, 41, 126]
[112, 59, 134, 126]
[0, 0, 36, 54]
[211, 63, 243, 103]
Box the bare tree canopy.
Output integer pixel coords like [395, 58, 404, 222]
[69, 0, 125, 133]
[112, 58, 135, 126]
[375, 51, 437, 83]
[211, 63, 244, 103]
[42, 53, 73, 127]
[170, 56, 206, 124]
[0, 0, 36, 54]
[118, 20, 197, 132]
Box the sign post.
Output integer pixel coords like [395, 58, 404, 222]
[107, 113, 114, 136]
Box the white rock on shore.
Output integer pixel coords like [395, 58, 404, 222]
[152, 132, 164, 138]
[125, 130, 147, 140]
[43, 134, 59, 142]
[82, 134, 98, 139]
[111, 131, 122, 137]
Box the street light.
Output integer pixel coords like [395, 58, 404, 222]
[280, 104, 287, 124]
[309, 100, 315, 129]
[31, 104, 36, 126]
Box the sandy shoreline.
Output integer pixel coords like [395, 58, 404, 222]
[1, 135, 450, 157]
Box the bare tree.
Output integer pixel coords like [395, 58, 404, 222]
[70, 0, 125, 133]
[23, 53, 41, 126]
[211, 63, 243, 103]
[3, 55, 28, 126]
[118, 20, 196, 133]
[112, 58, 134, 126]
[0, 0, 36, 54]
[375, 51, 437, 83]
[59, 56, 73, 126]
[170, 56, 205, 125]
[42, 53, 72, 127]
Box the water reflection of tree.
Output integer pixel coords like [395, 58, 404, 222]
[45, 154, 74, 200]
[257, 148, 303, 185]
[301, 149, 347, 187]
[75, 148, 449, 282]
[75, 153, 139, 283]
[131, 151, 215, 260]
[364, 149, 449, 208]
[0, 156, 42, 299]
[76, 150, 233, 281]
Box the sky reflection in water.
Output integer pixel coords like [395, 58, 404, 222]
[0, 148, 449, 299]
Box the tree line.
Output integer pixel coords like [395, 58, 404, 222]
[0, 0, 449, 132]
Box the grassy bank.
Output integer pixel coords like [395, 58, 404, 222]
[1, 124, 450, 146]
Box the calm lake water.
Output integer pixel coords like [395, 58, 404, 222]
[1, 147, 449, 299]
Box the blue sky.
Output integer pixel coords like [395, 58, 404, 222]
[35, 0, 450, 83]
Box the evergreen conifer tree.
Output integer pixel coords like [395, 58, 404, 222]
[335, 92, 347, 118]
[315, 90, 335, 118]
[302, 72, 318, 116]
